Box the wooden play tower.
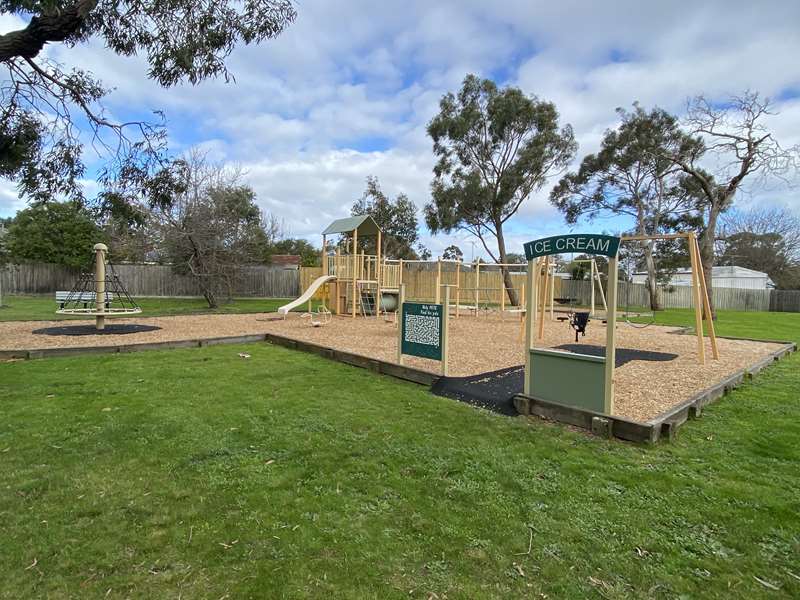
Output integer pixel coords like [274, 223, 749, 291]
[321, 216, 402, 317]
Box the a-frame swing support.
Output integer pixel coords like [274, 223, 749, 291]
[621, 232, 718, 364]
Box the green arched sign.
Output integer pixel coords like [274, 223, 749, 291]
[523, 234, 620, 260]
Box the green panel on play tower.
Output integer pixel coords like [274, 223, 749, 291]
[401, 302, 443, 360]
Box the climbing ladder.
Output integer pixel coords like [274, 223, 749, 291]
[359, 282, 377, 317]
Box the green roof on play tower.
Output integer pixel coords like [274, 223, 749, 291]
[321, 215, 381, 237]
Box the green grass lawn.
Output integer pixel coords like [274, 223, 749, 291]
[1, 313, 799, 598]
[0, 295, 318, 321]
[628, 307, 800, 341]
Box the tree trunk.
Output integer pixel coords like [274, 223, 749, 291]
[643, 242, 661, 311]
[697, 199, 723, 320]
[203, 287, 218, 309]
[495, 225, 520, 306]
[0, 1, 98, 62]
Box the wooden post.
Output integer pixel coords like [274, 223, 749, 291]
[475, 261, 480, 313]
[376, 230, 382, 319]
[321, 235, 327, 276]
[435, 257, 442, 304]
[688, 232, 706, 365]
[537, 256, 549, 340]
[352, 228, 358, 318]
[596, 262, 608, 312]
[500, 265, 506, 319]
[549, 264, 555, 320]
[604, 256, 619, 414]
[441, 285, 451, 376]
[590, 259, 596, 316]
[94, 243, 107, 330]
[334, 246, 341, 314]
[397, 284, 405, 365]
[691, 233, 719, 360]
[455, 261, 461, 318]
[524, 258, 538, 396]
[399, 258, 404, 288]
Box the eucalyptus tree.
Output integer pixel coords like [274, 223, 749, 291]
[425, 74, 576, 306]
[351, 175, 423, 260]
[1, 1, 296, 211]
[551, 105, 703, 310]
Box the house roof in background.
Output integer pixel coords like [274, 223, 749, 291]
[271, 254, 301, 267]
[634, 265, 770, 278]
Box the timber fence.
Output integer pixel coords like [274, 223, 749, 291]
[1, 263, 300, 298]
[4, 261, 800, 311]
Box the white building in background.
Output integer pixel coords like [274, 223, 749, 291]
[632, 265, 775, 290]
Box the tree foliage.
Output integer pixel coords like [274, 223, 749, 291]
[551, 104, 703, 309]
[3, 200, 105, 268]
[268, 238, 320, 267]
[153, 154, 278, 308]
[351, 175, 423, 259]
[1, 0, 296, 209]
[441, 244, 463, 261]
[718, 207, 800, 290]
[425, 74, 576, 304]
[663, 92, 800, 314]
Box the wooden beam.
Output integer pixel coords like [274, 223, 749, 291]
[376, 230, 382, 319]
[691, 233, 719, 359]
[352, 228, 358, 318]
[436, 257, 441, 304]
[621, 233, 692, 241]
[397, 284, 405, 365]
[688, 231, 706, 365]
[537, 256, 549, 340]
[441, 285, 450, 376]
[524, 258, 538, 396]
[604, 256, 619, 414]
[455, 261, 460, 318]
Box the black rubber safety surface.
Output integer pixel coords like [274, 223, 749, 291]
[431, 366, 524, 416]
[553, 344, 678, 367]
[32, 324, 162, 336]
[431, 344, 678, 416]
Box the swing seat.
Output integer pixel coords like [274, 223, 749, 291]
[569, 311, 590, 342]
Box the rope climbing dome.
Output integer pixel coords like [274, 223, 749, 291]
[56, 243, 141, 330]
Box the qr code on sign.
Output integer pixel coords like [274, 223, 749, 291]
[405, 314, 440, 346]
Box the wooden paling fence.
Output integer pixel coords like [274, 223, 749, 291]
[562, 280, 800, 312]
[1, 263, 300, 298]
[300, 265, 800, 313]
[5, 261, 800, 311]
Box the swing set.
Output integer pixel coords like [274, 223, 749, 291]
[521, 232, 719, 416]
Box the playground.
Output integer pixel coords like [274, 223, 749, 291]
[1, 232, 799, 596]
[0, 306, 787, 423]
[0, 226, 794, 428]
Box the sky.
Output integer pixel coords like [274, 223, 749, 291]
[2, 0, 800, 260]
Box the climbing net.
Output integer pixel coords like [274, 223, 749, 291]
[56, 262, 142, 315]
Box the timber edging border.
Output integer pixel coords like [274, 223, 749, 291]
[515, 338, 796, 443]
[1, 333, 794, 444]
[0, 332, 439, 387]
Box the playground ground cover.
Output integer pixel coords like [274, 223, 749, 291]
[1, 310, 799, 598]
[0, 300, 790, 422]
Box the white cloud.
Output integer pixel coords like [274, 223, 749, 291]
[2, 0, 799, 260]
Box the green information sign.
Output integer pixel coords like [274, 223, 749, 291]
[401, 302, 443, 360]
[524, 234, 620, 260]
